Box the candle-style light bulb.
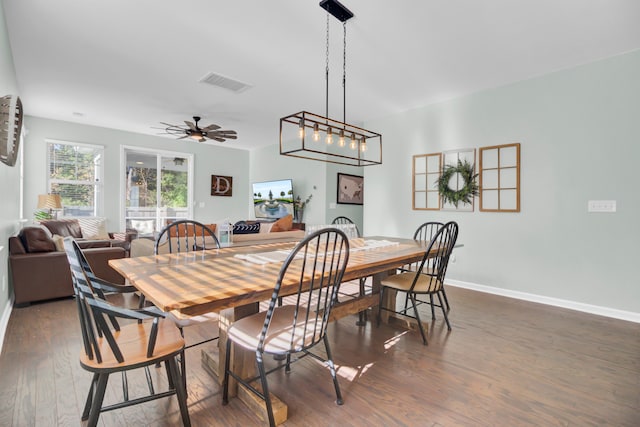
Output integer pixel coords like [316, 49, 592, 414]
[339, 130, 345, 147]
[360, 139, 367, 152]
[313, 123, 319, 141]
[326, 127, 333, 144]
[350, 133, 356, 150]
[298, 119, 305, 139]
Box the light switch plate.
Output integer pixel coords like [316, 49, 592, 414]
[588, 200, 616, 213]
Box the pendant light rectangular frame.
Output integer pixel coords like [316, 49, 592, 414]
[280, 111, 382, 167]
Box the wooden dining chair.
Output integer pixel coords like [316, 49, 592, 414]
[377, 221, 458, 345]
[331, 216, 369, 325]
[222, 228, 350, 427]
[399, 222, 449, 313]
[153, 219, 222, 393]
[64, 238, 190, 427]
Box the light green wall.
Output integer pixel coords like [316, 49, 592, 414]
[363, 49, 640, 314]
[0, 1, 21, 318]
[23, 116, 251, 230]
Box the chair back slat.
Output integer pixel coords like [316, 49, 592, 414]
[155, 220, 220, 254]
[258, 228, 349, 353]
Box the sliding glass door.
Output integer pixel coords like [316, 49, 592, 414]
[123, 147, 193, 237]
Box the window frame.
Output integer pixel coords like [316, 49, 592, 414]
[46, 139, 105, 217]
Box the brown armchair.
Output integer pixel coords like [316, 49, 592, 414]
[8, 226, 127, 306]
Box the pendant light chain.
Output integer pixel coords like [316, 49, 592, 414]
[325, 11, 330, 118]
[343, 21, 347, 124]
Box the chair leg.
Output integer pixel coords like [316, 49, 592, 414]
[377, 286, 384, 327]
[165, 361, 175, 389]
[410, 293, 428, 346]
[180, 348, 187, 397]
[429, 294, 436, 319]
[285, 353, 292, 373]
[256, 352, 276, 427]
[323, 335, 343, 405]
[167, 356, 191, 427]
[82, 373, 99, 421]
[87, 373, 109, 427]
[441, 287, 451, 310]
[222, 339, 232, 405]
[437, 292, 452, 331]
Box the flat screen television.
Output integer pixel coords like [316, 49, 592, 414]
[252, 179, 294, 219]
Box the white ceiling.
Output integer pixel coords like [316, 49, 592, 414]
[4, 0, 640, 150]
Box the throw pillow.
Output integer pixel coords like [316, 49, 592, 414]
[233, 221, 261, 235]
[78, 217, 110, 240]
[270, 214, 293, 232]
[51, 234, 66, 251]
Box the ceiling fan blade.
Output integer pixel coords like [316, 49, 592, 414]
[159, 122, 177, 127]
[198, 137, 206, 142]
[209, 137, 225, 142]
[177, 134, 190, 140]
[185, 121, 197, 131]
[202, 124, 221, 131]
[223, 135, 238, 140]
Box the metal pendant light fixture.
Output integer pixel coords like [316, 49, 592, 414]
[280, 0, 382, 166]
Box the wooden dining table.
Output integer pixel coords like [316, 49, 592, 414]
[109, 236, 432, 424]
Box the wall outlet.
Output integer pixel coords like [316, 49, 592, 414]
[588, 200, 616, 213]
[329, 203, 336, 209]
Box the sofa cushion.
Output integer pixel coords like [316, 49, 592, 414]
[41, 219, 83, 238]
[271, 214, 293, 232]
[20, 227, 56, 253]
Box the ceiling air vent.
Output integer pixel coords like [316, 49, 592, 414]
[199, 72, 252, 93]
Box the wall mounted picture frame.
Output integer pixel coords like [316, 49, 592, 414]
[337, 173, 363, 205]
[211, 175, 233, 197]
[412, 152, 442, 210]
[479, 143, 521, 212]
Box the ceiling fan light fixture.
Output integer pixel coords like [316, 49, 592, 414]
[157, 116, 237, 143]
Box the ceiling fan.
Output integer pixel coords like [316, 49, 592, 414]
[158, 116, 237, 143]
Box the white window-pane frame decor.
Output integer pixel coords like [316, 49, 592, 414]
[47, 139, 104, 217]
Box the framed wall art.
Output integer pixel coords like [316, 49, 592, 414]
[337, 173, 363, 205]
[412, 153, 441, 210]
[438, 148, 477, 212]
[479, 143, 520, 212]
[211, 175, 233, 197]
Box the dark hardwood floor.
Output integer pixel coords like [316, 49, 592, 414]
[1, 286, 638, 426]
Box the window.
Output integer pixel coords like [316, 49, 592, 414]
[123, 147, 193, 237]
[47, 140, 104, 216]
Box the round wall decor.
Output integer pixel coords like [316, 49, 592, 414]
[0, 95, 23, 167]
[436, 159, 479, 208]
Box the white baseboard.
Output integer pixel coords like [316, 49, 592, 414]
[446, 279, 640, 324]
[0, 298, 13, 355]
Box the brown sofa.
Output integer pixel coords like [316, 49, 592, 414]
[39, 218, 137, 254]
[8, 226, 127, 306]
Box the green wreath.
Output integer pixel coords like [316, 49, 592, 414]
[435, 159, 479, 208]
